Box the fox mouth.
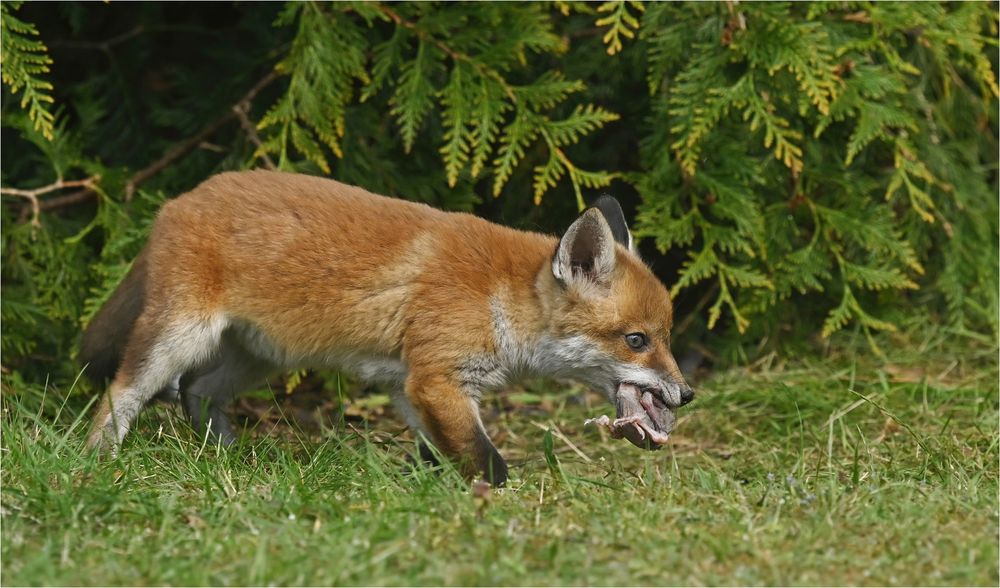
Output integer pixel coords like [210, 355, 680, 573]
[586, 382, 675, 450]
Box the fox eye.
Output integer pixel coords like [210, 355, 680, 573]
[624, 332, 648, 351]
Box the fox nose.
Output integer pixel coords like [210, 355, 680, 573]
[678, 386, 695, 407]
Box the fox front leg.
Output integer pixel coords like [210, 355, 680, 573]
[404, 372, 507, 486]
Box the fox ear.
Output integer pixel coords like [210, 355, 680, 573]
[552, 207, 617, 288]
[591, 194, 634, 252]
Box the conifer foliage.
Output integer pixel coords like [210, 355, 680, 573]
[636, 2, 997, 349]
[1, 2, 996, 380]
[1, 1, 55, 140]
[256, 2, 618, 208]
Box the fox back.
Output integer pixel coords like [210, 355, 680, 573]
[82, 170, 693, 485]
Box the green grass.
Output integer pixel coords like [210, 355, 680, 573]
[2, 332, 998, 586]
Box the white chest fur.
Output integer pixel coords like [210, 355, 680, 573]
[457, 299, 613, 394]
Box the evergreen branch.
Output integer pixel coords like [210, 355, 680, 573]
[814, 204, 923, 274]
[821, 285, 856, 338]
[841, 259, 918, 291]
[362, 25, 406, 102]
[532, 152, 566, 204]
[845, 102, 917, 165]
[440, 65, 473, 187]
[822, 253, 900, 341]
[697, 170, 767, 254]
[595, 1, 644, 56]
[491, 107, 539, 197]
[671, 246, 720, 296]
[707, 274, 750, 333]
[390, 40, 438, 153]
[1, 3, 56, 140]
[539, 128, 616, 209]
[514, 72, 584, 110]
[259, 3, 369, 169]
[885, 138, 942, 224]
[773, 222, 832, 299]
[377, 4, 518, 103]
[543, 104, 619, 146]
[671, 280, 720, 338]
[373, 5, 613, 205]
[469, 79, 510, 178]
[667, 48, 740, 176]
[741, 85, 804, 174]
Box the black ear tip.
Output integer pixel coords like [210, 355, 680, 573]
[588, 194, 631, 249]
[592, 194, 622, 210]
[590, 194, 625, 222]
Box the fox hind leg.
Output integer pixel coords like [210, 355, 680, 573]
[87, 313, 226, 453]
[180, 332, 274, 445]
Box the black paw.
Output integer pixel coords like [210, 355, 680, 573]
[482, 445, 508, 487]
[417, 439, 442, 467]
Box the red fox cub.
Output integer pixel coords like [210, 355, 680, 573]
[81, 170, 693, 485]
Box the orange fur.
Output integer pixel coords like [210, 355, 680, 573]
[83, 170, 692, 485]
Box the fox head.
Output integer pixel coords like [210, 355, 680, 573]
[547, 196, 694, 448]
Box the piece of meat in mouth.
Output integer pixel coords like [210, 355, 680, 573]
[585, 382, 676, 450]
